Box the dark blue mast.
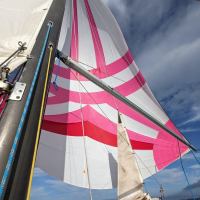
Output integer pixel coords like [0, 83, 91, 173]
[0, 0, 65, 199]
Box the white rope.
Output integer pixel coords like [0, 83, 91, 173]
[77, 74, 93, 200]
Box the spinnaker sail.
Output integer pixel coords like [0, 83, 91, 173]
[36, 0, 189, 191]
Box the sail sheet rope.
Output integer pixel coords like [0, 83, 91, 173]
[78, 73, 93, 200]
[0, 21, 53, 199]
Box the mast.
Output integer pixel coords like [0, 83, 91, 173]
[159, 185, 165, 200]
[56, 51, 196, 151]
[0, 0, 65, 199]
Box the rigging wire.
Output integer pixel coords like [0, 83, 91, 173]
[177, 140, 195, 200]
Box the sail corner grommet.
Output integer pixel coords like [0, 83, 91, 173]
[48, 42, 54, 48]
[48, 21, 54, 27]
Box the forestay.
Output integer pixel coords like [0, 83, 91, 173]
[0, 0, 53, 71]
[36, 0, 189, 190]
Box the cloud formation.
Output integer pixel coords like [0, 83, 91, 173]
[106, 0, 200, 129]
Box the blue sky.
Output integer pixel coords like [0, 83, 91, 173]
[31, 0, 200, 199]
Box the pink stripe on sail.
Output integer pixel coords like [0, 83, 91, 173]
[70, 0, 78, 59]
[42, 119, 154, 150]
[44, 105, 188, 169]
[44, 105, 186, 151]
[53, 50, 134, 81]
[84, 0, 106, 71]
[153, 120, 188, 170]
[46, 90, 179, 146]
[44, 105, 156, 144]
[45, 100, 174, 146]
[47, 71, 145, 105]
[43, 105, 156, 147]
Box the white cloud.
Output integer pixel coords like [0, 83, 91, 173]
[158, 168, 183, 184]
[104, 0, 200, 128]
[189, 164, 200, 170]
[182, 106, 200, 125]
[102, 0, 125, 11]
[33, 168, 47, 177]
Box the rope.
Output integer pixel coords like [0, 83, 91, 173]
[0, 22, 53, 200]
[177, 140, 195, 200]
[77, 74, 93, 200]
[26, 44, 53, 200]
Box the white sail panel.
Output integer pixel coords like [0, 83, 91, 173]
[36, 0, 189, 190]
[0, 0, 53, 71]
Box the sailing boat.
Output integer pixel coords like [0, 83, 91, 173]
[0, 0, 195, 200]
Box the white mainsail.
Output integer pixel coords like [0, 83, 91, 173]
[36, 0, 189, 193]
[0, 0, 53, 71]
